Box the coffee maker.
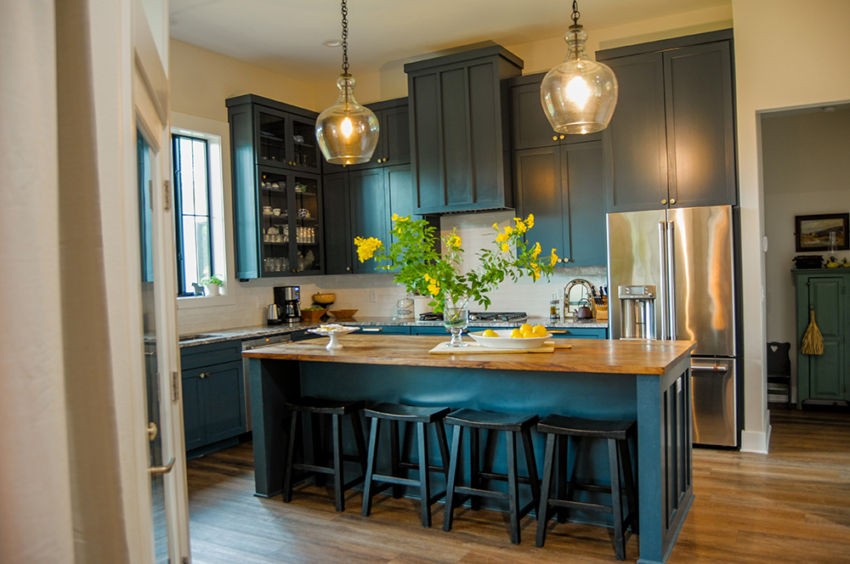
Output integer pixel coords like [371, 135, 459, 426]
[274, 286, 301, 323]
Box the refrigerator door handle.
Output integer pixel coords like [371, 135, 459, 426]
[658, 221, 668, 340]
[667, 220, 677, 340]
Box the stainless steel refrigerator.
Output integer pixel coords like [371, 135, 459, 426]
[607, 205, 738, 447]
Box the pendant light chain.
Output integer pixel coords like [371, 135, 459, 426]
[570, 0, 581, 27]
[341, 0, 350, 75]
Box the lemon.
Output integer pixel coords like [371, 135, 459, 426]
[520, 328, 533, 338]
[510, 328, 523, 339]
[520, 323, 533, 334]
[482, 329, 499, 338]
[532, 325, 548, 337]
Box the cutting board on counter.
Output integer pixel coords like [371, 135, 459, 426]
[429, 341, 571, 355]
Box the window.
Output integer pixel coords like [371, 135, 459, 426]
[172, 134, 214, 296]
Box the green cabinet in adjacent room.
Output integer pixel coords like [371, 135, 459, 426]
[794, 269, 850, 406]
[597, 30, 737, 213]
[181, 341, 247, 454]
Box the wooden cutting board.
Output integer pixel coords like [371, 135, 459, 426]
[429, 340, 571, 355]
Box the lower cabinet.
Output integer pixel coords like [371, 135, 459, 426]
[795, 270, 850, 404]
[547, 326, 608, 339]
[181, 342, 246, 453]
[354, 326, 411, 335]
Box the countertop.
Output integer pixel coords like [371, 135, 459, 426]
[179, 316, 608, 347]
[243, 334, 695, 375]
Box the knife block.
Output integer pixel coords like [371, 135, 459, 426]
[595, 298, 608, 321]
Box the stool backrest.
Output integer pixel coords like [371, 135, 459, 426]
[766, 342, 791, 376]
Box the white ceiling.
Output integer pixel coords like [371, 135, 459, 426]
[170, 0, 730, 80]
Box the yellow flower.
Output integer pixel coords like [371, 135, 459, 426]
[531, 242, 541, 259]
[448, 234, 462, 249]
[504, 225, 513, 236]
[398, 215, 409, 222]
[424, 273, 435, 283]
[427, 283, 440, 296]
[495, 232, 509, 244]
[501, 243, 510, 253]
[526, 214, 535, 229]
[354, 236, 383, 263]
[530, 262, 541, 281]
[392, 213, 399, 221]
[550, 248, 559, 266]
[514, 218, 527, 234]
[492, 222, 499, 230]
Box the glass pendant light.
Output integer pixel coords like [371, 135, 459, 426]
[316, 0, 379, 165]
[540, 0, 618, 134]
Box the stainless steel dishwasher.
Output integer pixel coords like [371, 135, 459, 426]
[242, 333, 291, 431]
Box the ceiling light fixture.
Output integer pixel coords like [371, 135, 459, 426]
[315, 0, 379, 165]
[540, 0, 618, 134]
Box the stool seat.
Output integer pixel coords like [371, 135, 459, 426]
[365, 402, 451, 423]
[445, 408, 539, 431]
[285, 396, 365, 415]
[443, 409, 540, 544]
[537, 414, 635, 440]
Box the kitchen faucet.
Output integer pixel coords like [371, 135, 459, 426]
[563, 279, 595, 318]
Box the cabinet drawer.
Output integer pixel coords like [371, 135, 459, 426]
[355, 326, 411, 335]
[548, 327, 608, 339]
[181, 340, 242, 370]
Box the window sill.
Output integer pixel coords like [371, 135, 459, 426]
[177, 292, 236, 309]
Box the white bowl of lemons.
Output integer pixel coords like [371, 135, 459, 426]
[468, 324, 552, 349]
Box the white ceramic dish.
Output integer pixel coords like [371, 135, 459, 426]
[307, 325, 359, 350]
[468, 329, 552, 350]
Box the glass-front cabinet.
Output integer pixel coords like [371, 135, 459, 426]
[227, 94, 324, 279]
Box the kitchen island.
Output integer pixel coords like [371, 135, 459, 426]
[244, 335, 695, 564]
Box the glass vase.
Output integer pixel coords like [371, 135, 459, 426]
[444, 295, 470, 347]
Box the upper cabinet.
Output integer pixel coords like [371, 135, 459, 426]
[323, 98, 410, 173]
[405, 44, 523, 214]
[227, 95, 324, 279]
[597, 30, 737, 213]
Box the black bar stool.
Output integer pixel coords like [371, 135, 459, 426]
[282, 396, 368, 512]
[361, 402, 451, 527]
[442, 409, 540, 544]
[535, 414, 638, 561]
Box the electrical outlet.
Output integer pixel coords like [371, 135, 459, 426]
[369, 290, 377, 302]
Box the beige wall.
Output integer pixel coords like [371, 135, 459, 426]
[762, 107, 850, 402]
[732, 0, 850, 451]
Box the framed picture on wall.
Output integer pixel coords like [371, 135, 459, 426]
[795, 213, 849, 252]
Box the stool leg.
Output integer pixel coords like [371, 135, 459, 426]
[332, 413, 345, 512]
[608, 438, 625, 560]
[536, 433, 557, 548]
[443, 425, 463, 532]
[506, 431, 520, 544]
[557, 435, 568, 523]
[469, 427, 481, 510]
[521, 427, 540, 512]
[619, 438, 638, 535]
[416, 421, 432, 527]
[351, 411, 368, 477]
[361, 418, 381, 517]
[283, 410, 299, 503]
[310, 413, 325, 487]
[390, 421, 402, 498]
[435, 419, 451, 480]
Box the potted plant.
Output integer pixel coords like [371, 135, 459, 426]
[355, 214, 559, 346]
[200, 274, 224, 296]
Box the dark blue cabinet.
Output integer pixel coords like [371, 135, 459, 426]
[180, 342, 246, 454]
[548, 326, 608, 339]
[323, 98, 409, 174]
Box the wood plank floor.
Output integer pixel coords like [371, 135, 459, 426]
[186, 407, 850, 563]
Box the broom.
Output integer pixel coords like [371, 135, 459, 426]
[800, 310, 824, 355]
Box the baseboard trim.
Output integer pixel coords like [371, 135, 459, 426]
[740, 427, 770, 454]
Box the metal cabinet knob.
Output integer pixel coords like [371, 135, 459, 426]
[563, 257, 570, 263]
[346, 267, 351, 271]
[559, 135, 565, 140]
[661, 199, 668, 205]
[199, 372, 209, 379]
[670, 198, 677, 205]
[552, 135, 558, 141]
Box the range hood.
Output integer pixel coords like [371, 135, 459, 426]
[405, 43, 523, 215]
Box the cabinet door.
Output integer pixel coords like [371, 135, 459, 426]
[322, 172, 353, 274]
[254, 106, 290, 168]
[512, 81, 559, 150]
[409, 72, 443, 211]
[202, 361, 246, 444]
[515, 147, 566, 261]
[386, 164, 413, 245]
[808, 277, 845, 400]
[290, 172, 323, 275]
[289, 115, 321, 173]
[181, 371, 205, 451]
[664, 41, 736, 208]
[603, 52, 668, 212]
[562, 141, 606, 266]
[382, 105, 410, 166]
[350, 168, 389, 274]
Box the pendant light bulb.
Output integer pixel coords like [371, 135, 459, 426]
[540, 2, 618, 135]
[316, 0, 379, 165]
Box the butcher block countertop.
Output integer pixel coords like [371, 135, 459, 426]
[243, 334, 695, 375]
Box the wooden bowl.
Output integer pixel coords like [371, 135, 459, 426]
[300, 308, 328, 322]
[312, 293, 336, 305]
[329, 309, 358, 319]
